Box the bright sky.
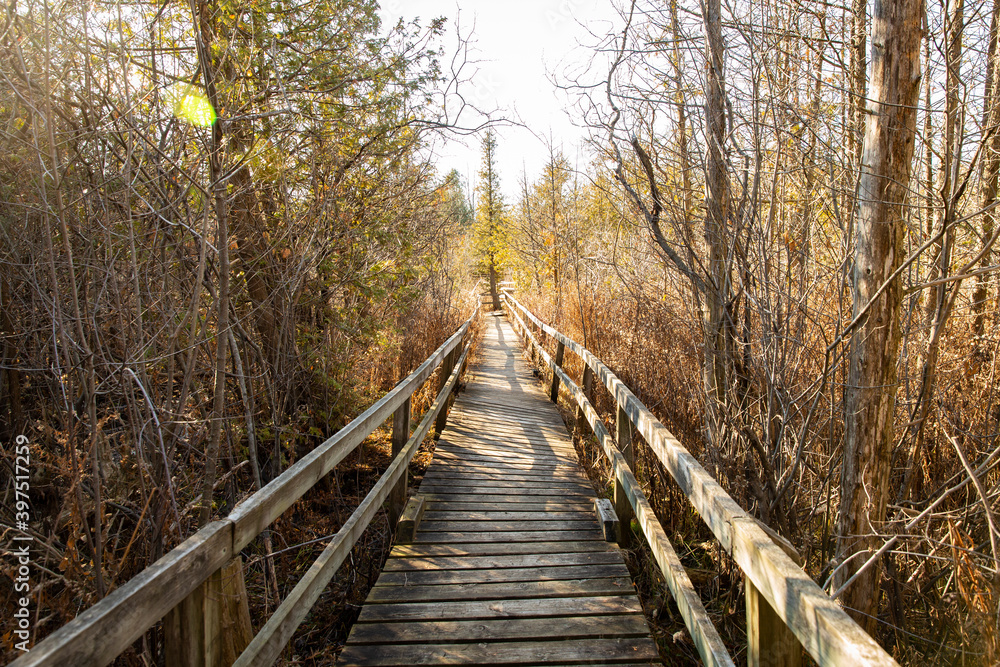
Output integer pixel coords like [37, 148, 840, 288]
[380, 0, 621, 202]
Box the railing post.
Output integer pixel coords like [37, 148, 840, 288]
[744, 519, 803, 667]
[576, 365, 594, 433]
[164, 555, 252, 667]
[746, 576, 802, 667]
[164, 569, 223, 667]
[614, 403, 635, 546]
[389, 397, 411, 526]
[549, 341, 565, 402]
[434, 346, 457, 437]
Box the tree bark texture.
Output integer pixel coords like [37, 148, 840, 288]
[835, 0, 923, 633]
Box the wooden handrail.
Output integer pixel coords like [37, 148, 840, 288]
[12, 315, 475, 667]
[505, 304, 734, 667]
[502, 292, 899, 667]
[234, 340, 472, 666]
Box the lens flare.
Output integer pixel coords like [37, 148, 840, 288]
[169, 85, 216, 127]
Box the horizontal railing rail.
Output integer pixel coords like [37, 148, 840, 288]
[13, 314, 475, 667]
[504, 299, 733, 667]
[502, 291, 898, 667]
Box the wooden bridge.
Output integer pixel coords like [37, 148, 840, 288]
[337, 314, 660, 665]
[11, 290, 901, 667]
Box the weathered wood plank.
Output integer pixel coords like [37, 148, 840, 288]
[432, 444, 578, 463]
[383, 551, 624, 571]
[395, 495, 425, 545]
[424, 500, 596, 512]
[387, 541, 616, 557]
[375, 563, 630, 586]
[346, 613, 649, 645]
[418, 520, 600, 532]
[421, 472, 590, 485]
[357, 595, 644, 622]
[422, 510, 594, 521]
[427, 454, 579, 471]
[418, 479, 594, 493]
[421, 493, 596, 505]
[337, 637, 661, 666]
[368, 577, 635, 603]
[413, 530, 606, 543]
[416, 484, 593, 497]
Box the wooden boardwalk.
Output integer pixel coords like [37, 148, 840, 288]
[338, 314, 661, 666]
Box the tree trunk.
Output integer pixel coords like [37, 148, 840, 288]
[701, 0, 733, 456]
[975, 0, 1000, 337]
[848, 0, 867, 170]
[193, 0, 230, 527]
[835, 0, 923, 633]
[488, 262, 500, 311]
[899, 0, 963, 501]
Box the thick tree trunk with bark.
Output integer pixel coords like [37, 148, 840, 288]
[835, 0, 923, 633]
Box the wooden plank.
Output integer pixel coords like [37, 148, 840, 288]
[395, 495, 425, 545]
[422, 510, 595, 521]
[357, 595, 645, 622]
[424, 500, 596, 512]
[427, 453, 580, 468]
[435, 442, 578, 459]
[422, 471, 590, 485]
[164, 568, 222, 667]
[389, 397, 411, 526]
[430, 450, 577, 466]
[594, 497, 621, 543]
[449, 412, 568, 431]
[550, 340, 565, 400]
[387, 541, 616, 557]
[455, 401, 566, 423]
[424, 470, 586, 484]
[448, 410, 566, 429]
[375, 563, 630, 586]
[337, 637, 661, 666]
[368, 578, 635, 603]
[441, 426, 577, 446]
[418, 479, 594, 493]
[345, 614, 649, 645]
[417, 485, 593, 498]
[413, 530, 606, 544]
[383, 551, 625, 572]
[427, 454, 579, 472]
[422, 493, 596, 505]
[418, 520, 599, 532]
[445, 422, 569, 441]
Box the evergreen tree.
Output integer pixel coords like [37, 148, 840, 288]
[473, 130, 509, 309]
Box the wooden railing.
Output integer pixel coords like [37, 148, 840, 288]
[502, 292, 899, 667]
[12, 315, 475, 667]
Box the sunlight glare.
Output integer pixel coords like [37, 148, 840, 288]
[169, 84, 216, 127]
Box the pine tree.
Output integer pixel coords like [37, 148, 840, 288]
[473, 130, 509, 310]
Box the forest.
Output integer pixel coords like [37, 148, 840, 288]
[0, 0, 998, 664]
